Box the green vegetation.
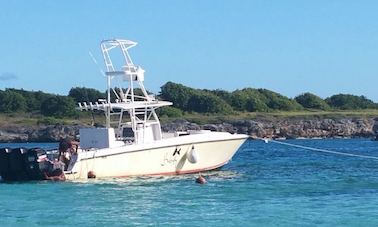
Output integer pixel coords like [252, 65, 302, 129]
[1, 81, 378, 125]
[68, 87, 105, 103]
[40, 96, 77, 118]
[160, 82, 233, 114]
[0, 90, 27, 113]
[325, 94, 378, 110]
[230, 88, 270, 112]
[295, 92, 330, 110]
[157, 106, 183, 118]
[179, 109, 378, 124]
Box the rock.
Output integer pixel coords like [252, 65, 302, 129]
[161, 120, 200, 132]
[373, 120, 378, 134]
[202, 124, 220, 131]
[0, 117, 377, 142]
[0, 124, 85, 143]
[0, 130, 28, 142]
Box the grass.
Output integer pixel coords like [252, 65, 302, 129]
[0, 113, 93, 127]
[161, 109, 378, 124]
[1, 109, 378, 127]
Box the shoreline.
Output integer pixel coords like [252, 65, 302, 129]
[1, 116, 377, 143]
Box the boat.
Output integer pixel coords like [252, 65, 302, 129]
[64, 39, 249, 180]
[0, 39, 249, 181]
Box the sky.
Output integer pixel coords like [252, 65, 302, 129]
[0, 0, 377, 101]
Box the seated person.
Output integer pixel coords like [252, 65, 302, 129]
[59, 137, 79, 170]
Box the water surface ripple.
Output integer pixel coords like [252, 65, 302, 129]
[1, 139, 378, 226]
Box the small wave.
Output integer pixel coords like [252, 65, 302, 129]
[67, 169, 243, 185]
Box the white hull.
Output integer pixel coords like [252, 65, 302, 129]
[65, 132, 248, 180]
[65, 39, 249, 181]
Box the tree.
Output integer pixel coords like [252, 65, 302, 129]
[33, 91, 54, 110]
[187, 92, 233, 114]
[40, 96, 78, 117]
[69, 87, 105, 103]
[246, 96, 269, 112]
[325, 94, 377, 110]
[257, 89, 302, 111]
[160, 82, 233, 114]
[209, 89, 233, 105]
[231, 88, 269, 112]
[6, 88, 38, 111]
[295, 93, 330, 110]
[0, 90, 27, 113]
[159, 82, 195, 110]
[157, 106, 183, 118]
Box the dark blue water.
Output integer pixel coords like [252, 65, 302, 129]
[1, 139, 378, 226]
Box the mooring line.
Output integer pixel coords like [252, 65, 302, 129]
[257, 138, 378, 161]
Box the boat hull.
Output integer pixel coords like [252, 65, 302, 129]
[65, 133, 248, 180]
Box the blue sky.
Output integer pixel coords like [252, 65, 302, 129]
[0, 1, 377, 101]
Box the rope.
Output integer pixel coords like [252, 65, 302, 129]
[258, 138, 378, 161]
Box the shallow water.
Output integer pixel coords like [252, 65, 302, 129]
[1, 139, 378, 226]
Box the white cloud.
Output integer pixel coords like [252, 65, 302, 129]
[0, 72, 18, 81]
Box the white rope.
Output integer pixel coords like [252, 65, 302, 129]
[260, 138, 378, 161]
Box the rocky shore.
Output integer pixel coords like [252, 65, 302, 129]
[163, 117, 378, 139]
[0, 124, 82, 143]
[1, 117, 378, 142]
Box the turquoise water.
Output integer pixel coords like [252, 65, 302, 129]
[1, 139, 378, 226]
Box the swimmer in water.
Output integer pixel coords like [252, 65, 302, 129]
[196, 175, 207, 184]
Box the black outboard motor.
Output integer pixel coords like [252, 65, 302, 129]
[23, 148, 44, 180]
[0, 147, 46, 182]
[0, 148, 11, 181]
[8, 148, 28, 181]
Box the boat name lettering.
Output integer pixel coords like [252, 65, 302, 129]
[161, 152, 178, 166]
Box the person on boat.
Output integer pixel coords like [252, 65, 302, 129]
[58, 137, 79, 170]
[38, 156, 66, 181]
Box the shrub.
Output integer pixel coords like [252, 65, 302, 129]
[40, 96, 78, 117]
[157, 106, 183, 118]
[325, 94, 377, 110]
[295, 92, 330, 110]
[257, 89, 302, 111]
[0, 90, 27, 113]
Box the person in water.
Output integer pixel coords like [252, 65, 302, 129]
[38, 155, 66, 181]
[196, 175, 207, 184]
[43, 166, 66, 181]
[58, 137, 79, 170]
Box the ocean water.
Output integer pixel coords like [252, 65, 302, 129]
[1, 139, 378, 226]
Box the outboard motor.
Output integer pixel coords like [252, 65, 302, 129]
[0, 147, 61, 182]
[23, 148, 44, 180]
[0, 148, 11, 181]
[8, 148, 28, 181]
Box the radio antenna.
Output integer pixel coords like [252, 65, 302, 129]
[89, 51, 106, 77]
